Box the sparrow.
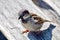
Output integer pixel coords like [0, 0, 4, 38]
[18, 9, 51, 34]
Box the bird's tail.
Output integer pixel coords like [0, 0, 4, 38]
[43, 20, 52, 22]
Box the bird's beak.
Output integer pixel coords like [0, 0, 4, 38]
[18, 16, 21, 20]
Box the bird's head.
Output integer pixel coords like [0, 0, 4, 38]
[18, 10, 32, 23]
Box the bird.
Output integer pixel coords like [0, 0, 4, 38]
[18, 9, 51, 34]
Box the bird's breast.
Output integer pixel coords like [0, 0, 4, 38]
[22, 21, 43, 31]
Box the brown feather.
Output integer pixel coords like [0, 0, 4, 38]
[30, 13, 51, 24]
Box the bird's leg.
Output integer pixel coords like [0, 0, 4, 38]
[22, 29, 30, 34]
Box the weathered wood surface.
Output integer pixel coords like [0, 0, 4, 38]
[0, 0, 60, 40]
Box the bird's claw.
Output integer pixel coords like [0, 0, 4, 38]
[22, 29, 29, 34]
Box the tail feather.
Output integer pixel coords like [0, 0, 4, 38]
[43, 20, 52, 22]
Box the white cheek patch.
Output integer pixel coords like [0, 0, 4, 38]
[23, 15, 30, 19]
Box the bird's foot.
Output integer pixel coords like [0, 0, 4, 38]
[22, 29, 30, 34]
